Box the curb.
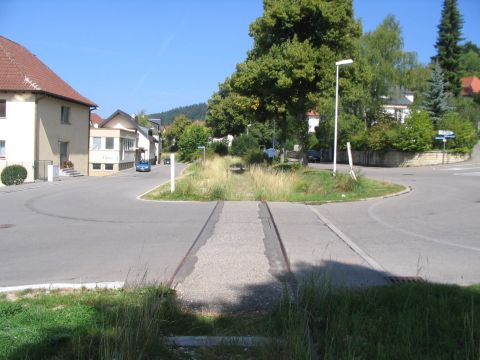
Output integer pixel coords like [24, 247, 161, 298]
[0, 281, 124, 293]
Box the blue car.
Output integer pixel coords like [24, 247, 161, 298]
[136, 160, 151, 172]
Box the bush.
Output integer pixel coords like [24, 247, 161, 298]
[244, 149, 266, 165]
[1, 165, 28, 186]
[178, 124, 211, 161]
[231, 134, 258, 156]
[438, 112, 478, 153]
[393, 110, 435, 152]
[366, 118, 400, 151]
[272, 162, 301, 173]
[209, 140, 229, 156]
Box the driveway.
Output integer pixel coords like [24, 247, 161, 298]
[309, 145, 480, 284]
[0, 164, 217, 287]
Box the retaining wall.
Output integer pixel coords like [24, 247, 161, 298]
[338, 150, 470, 167]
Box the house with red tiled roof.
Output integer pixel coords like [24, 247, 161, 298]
[461, 76, 480, 96]
[0, 35, 96, 182]
[90, 112, 103, 127]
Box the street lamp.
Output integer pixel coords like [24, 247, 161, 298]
[333, 59, 353, 176]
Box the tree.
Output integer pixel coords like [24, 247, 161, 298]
[135, 109, 151, 128]
[422, 63, 452, 125]
[360, 15, 425, 124]
[178, 124, 210, 161]
[434, 0, 463, 96]
[164, 114, 191, 150]
[205, 78, 259, 137]
[233, 0, 364, 164]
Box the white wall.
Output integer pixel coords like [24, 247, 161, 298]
[308, 115, 320, 133]
[0, 93, 36, 183]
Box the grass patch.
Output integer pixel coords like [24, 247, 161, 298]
[2, 282, 480, 359]
[0, 287, 267, 359]
[143, 156, 404, 202]
[268, 278, 480, 359]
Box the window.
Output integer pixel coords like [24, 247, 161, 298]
[0, 140, 5, 158]
[105, 163, 114, 170]
[92, 163, 101, 170]
[105, 137, 114, 149]
[61, 106, 70, 124]
[0, 100, 6, 118]
[91, 137, 101, 150]
[123, 138, 134, 151]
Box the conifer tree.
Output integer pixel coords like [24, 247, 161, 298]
[434, 0, 463, 96]
[422, 63, 451, 125]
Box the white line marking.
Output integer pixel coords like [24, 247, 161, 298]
[0, 281, 124, 293]
[308, 205, 386, 273]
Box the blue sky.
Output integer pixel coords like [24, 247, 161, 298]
[1, 0, 479, 118]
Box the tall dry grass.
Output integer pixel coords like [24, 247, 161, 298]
[249, 165, 298, 201]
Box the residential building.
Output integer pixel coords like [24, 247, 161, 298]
[307, 109, 320, 133]
[0, 35, 96, 183]
[381, 87, 415, 123]
[461, 76, 480, 96]
[89, 110, 157, 176]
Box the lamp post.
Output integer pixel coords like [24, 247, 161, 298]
[333, 59, 353, 176]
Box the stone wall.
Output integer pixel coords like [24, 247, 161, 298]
[338, 150, 470, 167]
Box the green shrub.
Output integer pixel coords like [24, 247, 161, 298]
[231, 134, 258, 156]
[272, 162, 301, 173]
[1, 165, 28, 186]
[367, 118, 400, 151]
[393, 110, 435, 152]
[438, 112, 478, 153]
[244, 149, 266, 165]
[209, 140, 229, 156]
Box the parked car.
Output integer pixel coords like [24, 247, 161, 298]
[135, 160, 151, 172]
[307, 150, 321, 162]
[163, 158, 171, 165]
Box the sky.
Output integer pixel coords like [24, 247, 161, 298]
[1, 0, 479, 118]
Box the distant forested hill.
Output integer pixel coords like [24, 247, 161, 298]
[149, 103, 207, 124]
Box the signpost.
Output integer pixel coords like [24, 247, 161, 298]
[435, 130, 455, 164]
[170, 153, 175, 193]
[198, 146, 206, 162]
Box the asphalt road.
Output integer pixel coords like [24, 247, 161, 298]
[1, 146, 479, 291]
[0, 164, 217, 287]
[310, 145, 480, 285]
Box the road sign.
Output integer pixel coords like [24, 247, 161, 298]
[438, 130, 454, 136]
[197, 146, 206, 149]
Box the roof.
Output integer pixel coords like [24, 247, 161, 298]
[307, 109, 319, 116]
[101, 109, 157, 141]
[0, 36, 96, 107]
[90, 113, 103, 126]
[462, 77, 480, 96]
[382, 86, 414, 106]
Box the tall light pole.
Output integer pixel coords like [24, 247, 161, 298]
[333, 59, 353, 176]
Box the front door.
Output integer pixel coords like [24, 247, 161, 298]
[59, 141, 68, 168]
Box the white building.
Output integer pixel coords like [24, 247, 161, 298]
[381, 87, 415, 123]
[89, 110, 157, 176]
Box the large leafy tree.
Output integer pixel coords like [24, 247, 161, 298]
[205, 78, 259, 137]
[422, 63, 451, 125]
[360, 15, 425, 123]
[233, 0, 365, 164]
[434, 0, 463, 96]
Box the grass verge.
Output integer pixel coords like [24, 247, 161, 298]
[143, 156, 404, 202]
[3, 281, 479, 359]
[0, 287, 267, 359]
[269, 278, 480, 359]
